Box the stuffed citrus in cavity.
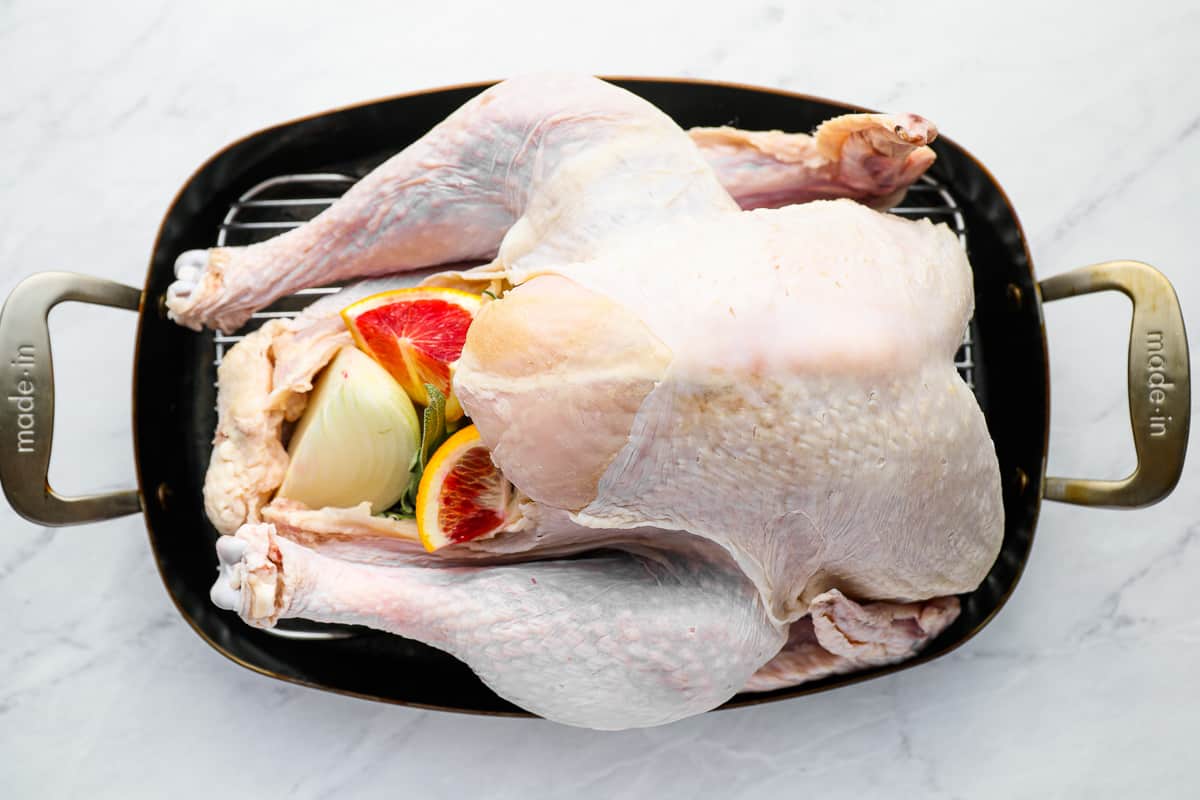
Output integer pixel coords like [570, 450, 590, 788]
[341, 287, 481, 419]
[416, 425, 514, 552]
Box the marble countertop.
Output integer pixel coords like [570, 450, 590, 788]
[3, 1, 1198, 796]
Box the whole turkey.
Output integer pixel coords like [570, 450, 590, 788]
[168, 74, 1003, 730]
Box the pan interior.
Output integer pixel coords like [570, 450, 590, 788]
[134, 80, 1046, 714]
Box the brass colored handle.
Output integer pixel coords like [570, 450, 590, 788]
[0, 272, 144, 525]
[1040, 261, 1190, 507]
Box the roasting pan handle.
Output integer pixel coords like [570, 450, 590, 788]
[0, 272, 143, 525]
[1040, 260, 1190, 507]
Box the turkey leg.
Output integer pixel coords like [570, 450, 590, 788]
[167, 75, 937, 332]
[214, 522, 785, 730]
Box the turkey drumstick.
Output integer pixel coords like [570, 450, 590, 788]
[214, 522, 785, 730]
[213, 522, 959, 728]
[166, 74, 936, 332]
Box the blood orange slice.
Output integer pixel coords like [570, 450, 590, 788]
[341, 287, 481, 419]
[416, 425, 514, 552]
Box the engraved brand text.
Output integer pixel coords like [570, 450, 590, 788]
[10, 345, 35, 453]
[1146, 331, 1173, 437]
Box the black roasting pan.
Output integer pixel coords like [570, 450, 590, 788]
[0, 78, 1189, 717]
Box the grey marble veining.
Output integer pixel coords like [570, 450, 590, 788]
[2, 0, 1198, 797]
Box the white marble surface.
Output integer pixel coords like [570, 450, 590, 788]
[2, 0, 1198, 796]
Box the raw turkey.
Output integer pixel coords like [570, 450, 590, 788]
[170, 74, 1003, 730]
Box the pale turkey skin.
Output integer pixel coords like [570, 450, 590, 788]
[459, 200, 1001, 624]
[179, 74, 1000, 729]
[213, 520, 957, 729]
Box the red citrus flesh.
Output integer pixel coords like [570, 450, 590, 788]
[437, 446, 509, 544]
[352, 298, 474, 398]
[341, 288, 481, 417]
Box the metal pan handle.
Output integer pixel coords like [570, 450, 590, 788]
[1040, 260, 1190, 507]
[0, 272, 143, 525]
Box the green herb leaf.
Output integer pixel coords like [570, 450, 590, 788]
[416, 383, 449, 469]
[382, 383, 451, 518]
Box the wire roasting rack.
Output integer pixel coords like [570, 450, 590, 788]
[210, 172, 978, 640]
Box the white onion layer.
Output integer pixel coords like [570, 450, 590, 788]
[278, 347, 420, 513]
